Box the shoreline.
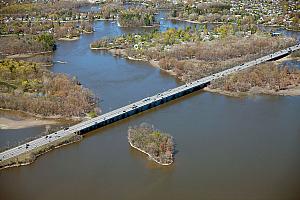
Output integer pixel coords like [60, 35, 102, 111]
[205, 85, 300, 97]
[168, 17, 224, 24]
[0, 116, 57, 130]
[0, 108, 79, 130]
[148, 59, 177, 76]
[4, 51, 53, 59]
[91, 45, 181, 77]
[128, 138, 173, 166]
[95, 18, 116, 21]
[117, 22, 160, 28]
[90, 45, 300, 97]
[274, 55, 300, 63]
[262, 24, 300, 32]
[169, 17, 300, 32]
[90, 46, 114, 50]
[58, 37, 80, 41]
[0, 108, 85, 121]
[82, 30, 94, 34]
[97, 47, 179, 77]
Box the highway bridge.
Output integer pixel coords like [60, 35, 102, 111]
[1, 44, 299, 168]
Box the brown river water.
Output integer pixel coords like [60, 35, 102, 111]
[1, 12, 300, 200]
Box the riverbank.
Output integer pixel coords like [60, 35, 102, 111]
[0, 107, 84, 121]
[117, 23, 160, 28]
[128, 138, 173, 166]
[95, 18, 116, 21]
[92, 43, 300, 98]
[149, 59, 177, 76]
[0, 60, 99, 119]
[58, 37, 80, 41]
[91, 46, 149, 61]
[168, 17, 224, 24]
[91, 28, 297, 83]
[4, 51, 53, 59]
[0, 116, 57, 130]
[204, 85, 300, 97]
[82, 30, 94, 34]
[263, 24, 300, 32]
[0, 108, 81, 130]
[128, 124, 174, 166]
[207, 60, 300, 97]
[0, 133, 82, 170]
[274, 54, 300, 63]
[168, 17, 300, 32]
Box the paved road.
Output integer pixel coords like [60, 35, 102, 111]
[1, 44, 299, 164]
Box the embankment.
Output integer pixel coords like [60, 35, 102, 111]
[0, 133, 82, 170]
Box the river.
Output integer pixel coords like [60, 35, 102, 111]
[1, 11, 300, 200]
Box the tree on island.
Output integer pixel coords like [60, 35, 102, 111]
[128, 123, 174, 165]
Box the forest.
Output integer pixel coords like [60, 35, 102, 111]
[209, 62, 300, 94]
[118, 8, 156, 27]
[0, 34, 56, 56]
[128, 123, 174, 165]
[91, 27, 202, 49]
[0, 0, 95, 57]
[156, 35, 296, 82]
[169, 0, 299, 31]
[91, 27, 296, 82]
[170, 2, 231, 22]
[95, 2, 122, 19]
[0, 20, 93, 37]
[0, 1, 88, 17]
[0, 59, 99, 118]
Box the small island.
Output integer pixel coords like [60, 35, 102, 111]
[128, 123, 174, 166]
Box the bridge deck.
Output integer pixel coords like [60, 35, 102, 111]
[1, 44, 299, 164]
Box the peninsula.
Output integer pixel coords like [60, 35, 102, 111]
[91, 27, 298, 96]
[0, 59, 99, 119]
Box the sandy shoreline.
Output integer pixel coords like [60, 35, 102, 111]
[168, 17, 224, 24]
[82, 30, 94, 34]
[0, 108, 83, 120]
[5, 51, 53, 59]
[95, 18, 116, 21]
[0, 117, 57, 130]
[128, 138, 173, 166]
[58, 37, 80, 41]
[0, 109, 83, 130]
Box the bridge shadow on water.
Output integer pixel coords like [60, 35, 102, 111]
[80, 88, 208, 139]
[73, 88, 211, 170]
